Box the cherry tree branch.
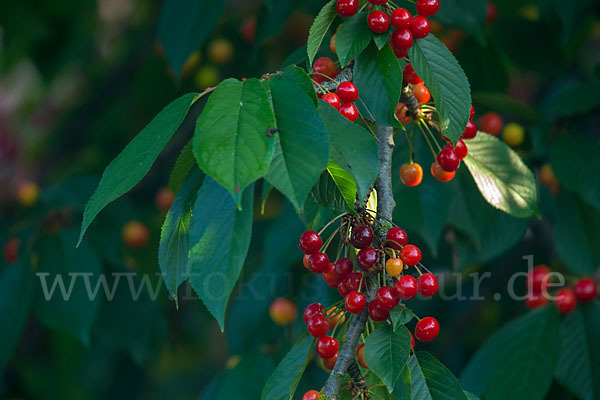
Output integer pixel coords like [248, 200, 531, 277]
[322, 126, 396, 399]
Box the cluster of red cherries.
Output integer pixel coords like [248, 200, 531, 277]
[335, 0, 438, 57]
[398, 63, 480, 186]
[311, 58, 361, 122]
[298, 217, 441, 382]
[525, 264, 598, 315]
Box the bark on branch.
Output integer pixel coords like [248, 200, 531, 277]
[322, 126, 396, 399]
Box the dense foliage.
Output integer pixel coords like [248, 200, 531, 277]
[0, 0, 598, 399]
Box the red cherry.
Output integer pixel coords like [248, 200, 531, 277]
[338, 276, 351, 296]
[322, 93, 341, 109]
[444, 140, 467, 160]
[307, 314, 330, 338]
[403, 64, 423, 85]
[391, 28, 414, 50]
[368, 0, 388, 4]
[436, 148, 460, 172]
[303, 303, 324, 322]
[554, 289, 577, 315]
[350, 225, 374, 249]
[357, 343, 368, 368]
[357, 248, 378, 271]
[470, 104, 475, 120]
[317, 336, 339, 358]
[389, 39, 408, 58]
[574, 278, 598, 303]
[395, 275, 418, 299]
[336, 81, 359, 103]
[415, 317, 439, 342]
[416, 0, 440, 17]
[3, 238, 20, 264]
[368, 299, 390, 322]
[323, 352, 338, 370]
[335, 257, 353, 276]
[346, 271, 365, 292]
[299, 231, 322, 254]
[390, 8, 412, 29]
[323, 262, 342, 288]
[412, 84, 431, 104]
[367, 10, 390, 34]
[461, 120, 478, 139]
[339, 103, 359, 121]
[410, 332, 415, 349]
[303, 390, 321, 400]
[312, 57, 336, 83]
[418, 273, 439, 297]
[400, 245, 421, 266]
[479, 112, 503, 136]
[345, 291, 367, 314]
[527, 265, 551, 294]
[386, 227, 408, 250]
[410, 16, 431, 39]
[308, 252, 329, 273]
[431, 162, 455, 182]
[376, 286, 400, 310]
[486, 1, 498, 23]
[336, 0, 359, 17]
[525, 293, 548, 310]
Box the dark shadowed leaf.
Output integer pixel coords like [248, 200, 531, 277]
[188, 178, 254, 330]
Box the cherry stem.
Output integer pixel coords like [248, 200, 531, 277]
[318, 213, 346, 236]
[416, 120, 439, 159]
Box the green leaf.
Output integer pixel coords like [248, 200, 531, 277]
[311, 167, 355, 212]
[307, 0, 337, 66]
[335, 12, 373, 66]
[550, 83, 600, 118]
[448, 169, 528, 269]
[217, 351, 275, 399]
[35, 229, 102, 345]
[373, 30, 393, 50]
[409, 352, 468, 400]
[265, 79, 329, 212]
[460, 307, 561, 400]
[393, 364, 412, 400]
[261, 335, 314, 400]
[354, 43, 405, 126]
[555, 305, 600, 400]
[158, 0, 226, 75]
[0, 255, 34, 372]
[194, 79, 275, 206]
[463, 391, 480, 400]
[282, 65, 318, 106]
[159, 168, 205, 300]
[471, 92, 540, 122]
[550, 133, 600, 210]
[409, 35, 471, 145]
[463, 133, 538, 218]
[390, 307, 414, 331]
[79, 93, 197, 245]
[188, 178, 254, 330]
[318, 101, 379, 201]
[553, 192, 600, 276]
[435, 0, 486, 45]
[364, 325, 412, 392]
[169, 139, 196, 194]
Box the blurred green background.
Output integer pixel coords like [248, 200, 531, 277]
[0, 0, 599, 399]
